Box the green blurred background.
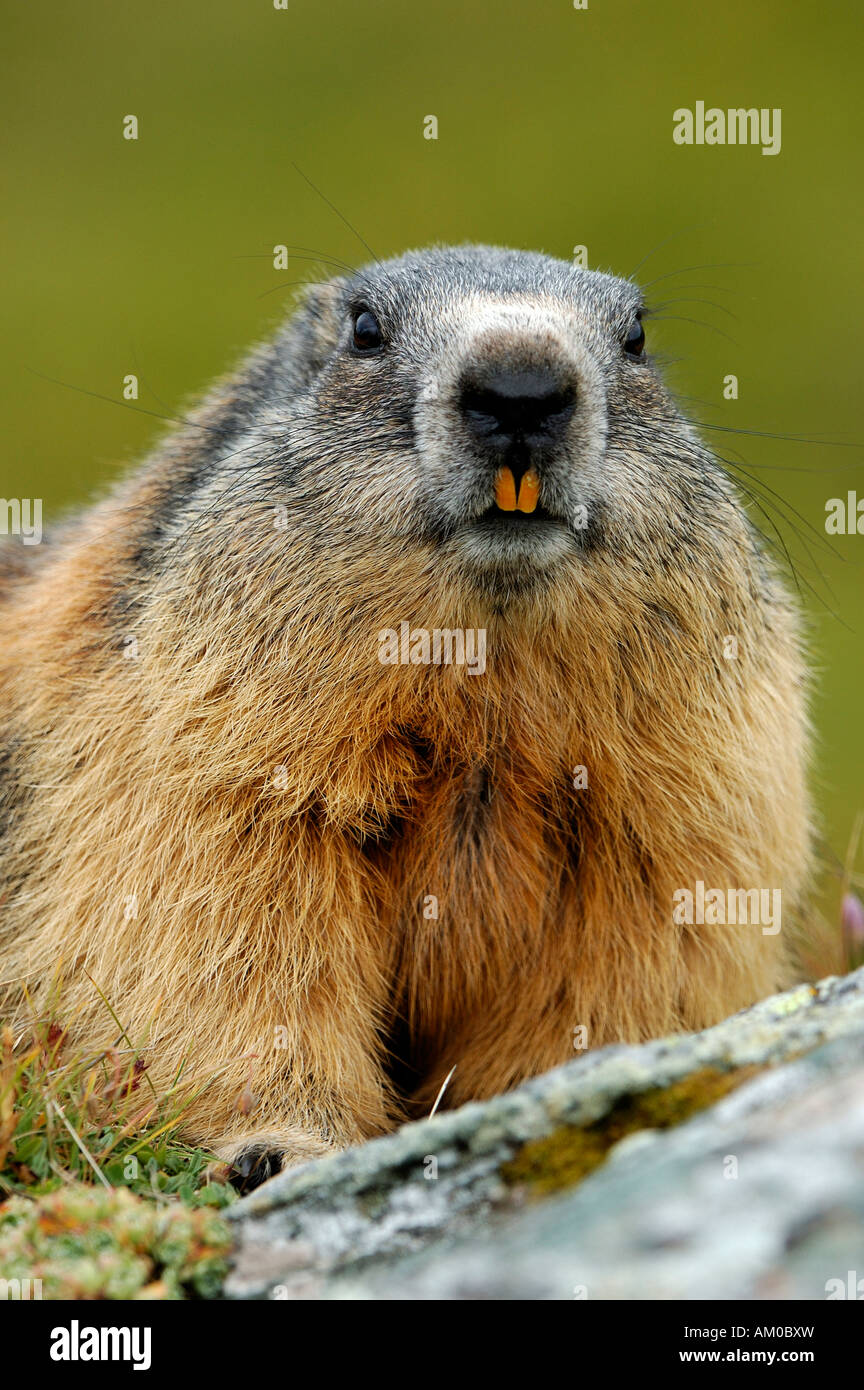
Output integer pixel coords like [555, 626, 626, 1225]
[2, 0, 861, 922]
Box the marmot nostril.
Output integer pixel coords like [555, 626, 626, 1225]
[459, 368, 576, 447]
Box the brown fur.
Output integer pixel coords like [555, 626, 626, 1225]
[0, 248, 812, 1174]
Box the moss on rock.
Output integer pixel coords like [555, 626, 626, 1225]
[501, 1065, 762, 1195]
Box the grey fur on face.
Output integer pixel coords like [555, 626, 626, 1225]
[144, 244, 751, 607]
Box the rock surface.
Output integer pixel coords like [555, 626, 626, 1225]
[224, 969, 864, 1299]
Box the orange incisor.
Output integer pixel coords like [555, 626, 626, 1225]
[494, 466, 540, 514]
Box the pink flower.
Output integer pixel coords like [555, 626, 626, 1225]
[841, 892, 864, 947]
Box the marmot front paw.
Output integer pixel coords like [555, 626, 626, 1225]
[216, 1129, 334, 1195]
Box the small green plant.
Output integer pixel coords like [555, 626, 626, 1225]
[0, 1184, 232, 1299]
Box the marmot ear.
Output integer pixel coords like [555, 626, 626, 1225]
[275, 277, 347, 389]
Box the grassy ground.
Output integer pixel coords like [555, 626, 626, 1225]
[0, 1015, 237, 1299]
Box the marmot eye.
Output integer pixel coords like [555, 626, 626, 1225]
[352, 309, 383, 353]
[623, 316, 645, 357]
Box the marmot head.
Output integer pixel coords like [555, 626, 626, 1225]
[143, 243, 767, 683]
[233, 243, 748, 606]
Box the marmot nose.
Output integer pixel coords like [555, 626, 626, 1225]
[459, 368, 576, 452]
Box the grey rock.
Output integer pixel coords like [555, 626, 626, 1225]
[224, 967, 864, 1300]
